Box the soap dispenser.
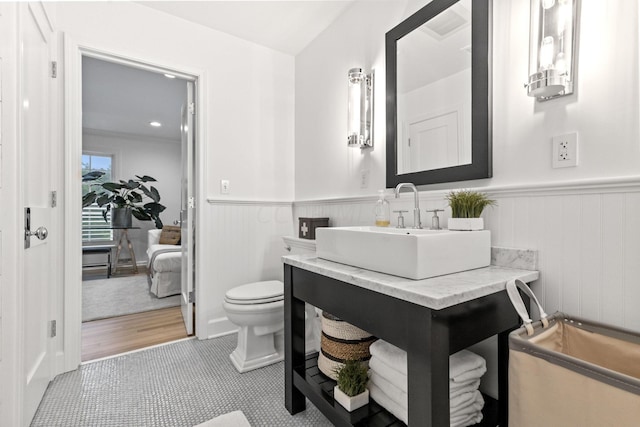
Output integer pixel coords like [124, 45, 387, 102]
[374, 190, 391, 227]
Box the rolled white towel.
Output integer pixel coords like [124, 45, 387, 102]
[450, 350, 486, 383]
[450, 390, 484, 417]
[369, 356, 482, 397]
[369, 357, 405, 390]
[451, 391, 484, 427]
[369, 370, 407, 408]
[369, 340, 486, 383]
[451, 411, 483, 427]
[369, 339, 408, 375]
[450, 378, 481, 399]
[369, 384, 484, 426]
[369, 382, 408, 424]
[450, 390, 482, 414]
[370, 371, 482, 416]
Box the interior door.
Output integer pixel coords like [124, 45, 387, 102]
[180, 81, 195, 335]
[20, 3, 55, 424]
[407, 111, 460, 171]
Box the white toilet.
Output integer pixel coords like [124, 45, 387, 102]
[224, 280, 285, 373]
[223, 236, 319, 373]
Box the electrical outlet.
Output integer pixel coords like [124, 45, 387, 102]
[220, 179, 230, 194]
[552, 132, 578, 168]
[359, 170, 370, 189]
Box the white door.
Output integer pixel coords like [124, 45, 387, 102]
[20, 3, 55, 424]
[407, 111, 460, 171]
[180, 81, 196, 335]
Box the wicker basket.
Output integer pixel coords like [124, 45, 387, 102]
[318, 311, 376, 379]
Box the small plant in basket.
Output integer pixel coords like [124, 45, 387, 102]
[333, 360, 369, 411]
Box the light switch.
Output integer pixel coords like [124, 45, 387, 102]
[220, 179, 230, 194]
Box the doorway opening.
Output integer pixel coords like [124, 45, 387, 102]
[79, 55, 197, 362]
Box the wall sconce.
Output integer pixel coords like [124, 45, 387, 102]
[525, 0, 579, 100]
[347, 68, 373, 148]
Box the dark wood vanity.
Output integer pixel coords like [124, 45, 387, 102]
[283, 257, 538, 426]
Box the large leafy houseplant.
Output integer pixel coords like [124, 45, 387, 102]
[82, 171, 166, 228]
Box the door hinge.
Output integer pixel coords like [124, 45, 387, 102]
[50, 320, 57, 338]
[51, 61, 57, 78]
[50, 191, 57, 207]
[188, 102, 195, 115]
[188, 196, 195, 209]
[188, 290, 195, 304]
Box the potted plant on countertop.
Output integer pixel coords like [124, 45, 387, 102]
[333, 360, 370, 412]
[82, 171, 166, 229]
[446, 190, 496, 231]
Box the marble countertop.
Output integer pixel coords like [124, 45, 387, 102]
[282, 251, 539, 310]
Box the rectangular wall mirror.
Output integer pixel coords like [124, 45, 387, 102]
[386, 0, 492, 187]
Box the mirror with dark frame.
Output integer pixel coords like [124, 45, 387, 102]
[386, 0, 492, 188]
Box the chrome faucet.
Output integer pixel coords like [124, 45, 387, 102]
[394, 183, 421, 229]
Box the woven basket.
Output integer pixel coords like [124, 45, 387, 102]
[318, 311, 376, 379]
[321, 313, 373, 341]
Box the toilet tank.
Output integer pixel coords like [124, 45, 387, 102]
[282, 236, 316, 255]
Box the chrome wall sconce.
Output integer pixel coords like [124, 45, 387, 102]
[347, 68, 373, 148]
[525, 0, 579, 101]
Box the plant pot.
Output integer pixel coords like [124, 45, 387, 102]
[448, 217, 484, 231]
[111, 207, 132, 228]
[333, 386, 369, 412]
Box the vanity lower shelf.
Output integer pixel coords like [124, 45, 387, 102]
[295, 352, 498, 427]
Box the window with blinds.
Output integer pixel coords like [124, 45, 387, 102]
[82, 153, 114, 242]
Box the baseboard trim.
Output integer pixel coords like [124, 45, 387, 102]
[206, 317, 238, 339]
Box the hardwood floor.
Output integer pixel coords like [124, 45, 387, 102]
[82, 306, 189, 362]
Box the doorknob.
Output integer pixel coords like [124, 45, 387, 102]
[24, 207, 48, 249]
[26, 226, 49, 240]
[173, 220, 182, 226]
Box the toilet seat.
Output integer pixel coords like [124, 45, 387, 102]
[224, 280, 283, 305]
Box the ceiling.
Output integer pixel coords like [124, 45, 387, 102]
[138, 1, 354, 56]
[82, 56, 188, 141]
[83, 1, 355, 140]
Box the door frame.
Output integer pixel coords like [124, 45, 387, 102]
[63, 38, 208, 371]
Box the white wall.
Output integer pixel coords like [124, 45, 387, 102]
[293, 0, 640, 400]
[83, 130, 182, 262]
[295, 1, 404, 200]
[204, 200, 294, 336]
[295, 0, 640, 199]
[55, 1, 296, 341]
[56, 2, 295, 202]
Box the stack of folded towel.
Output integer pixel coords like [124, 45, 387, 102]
[368, 340, 486, 427]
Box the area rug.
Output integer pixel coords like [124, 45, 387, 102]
[83, 275, 181, 322]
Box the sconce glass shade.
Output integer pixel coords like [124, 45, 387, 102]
[347, 68, 373, 148]
[526, 0, 578, 100]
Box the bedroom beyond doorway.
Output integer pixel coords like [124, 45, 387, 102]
[81, 265, 188, 362]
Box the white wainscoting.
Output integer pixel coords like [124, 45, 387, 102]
[203, 199, 294, 338]
[294, 177, 640, 332]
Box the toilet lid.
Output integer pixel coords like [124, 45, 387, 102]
[225, 280, 284, 305]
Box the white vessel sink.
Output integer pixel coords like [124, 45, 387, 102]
[315, 226, 491, 280]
